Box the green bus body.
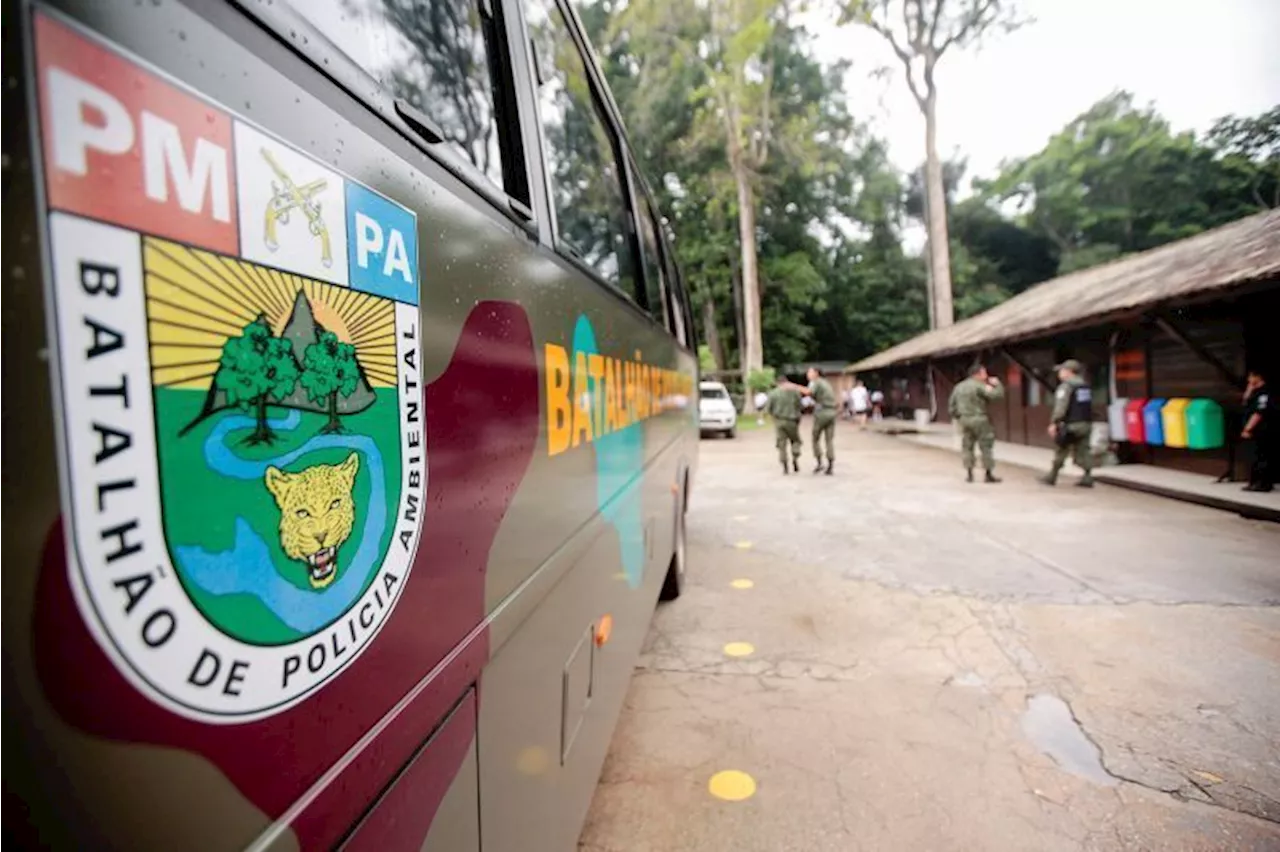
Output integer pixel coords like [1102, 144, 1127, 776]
[1, 1, 698, 848]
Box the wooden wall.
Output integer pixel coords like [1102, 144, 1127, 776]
[858, 281, 1278, 478]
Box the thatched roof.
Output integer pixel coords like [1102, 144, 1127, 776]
[850, 209, 1280, 372]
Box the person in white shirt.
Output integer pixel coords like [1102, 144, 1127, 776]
[870, 388, 885, 421]
[850, 380, 870, 428]
[753, 389, 769, 425]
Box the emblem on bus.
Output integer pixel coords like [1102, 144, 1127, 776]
[34, 12, 424, 722]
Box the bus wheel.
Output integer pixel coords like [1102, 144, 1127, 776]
[659, 486, 686, 601]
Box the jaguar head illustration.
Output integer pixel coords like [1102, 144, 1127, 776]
[264, 452, 359, 589]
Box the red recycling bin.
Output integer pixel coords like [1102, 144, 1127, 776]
[1124, 398, 1148, 443]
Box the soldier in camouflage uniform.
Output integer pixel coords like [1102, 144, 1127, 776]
[796, 367, 838, 475]
[1040, 359, 1095, 487]
[948, 363, 1004, 483]
[766, 375, 802, 474]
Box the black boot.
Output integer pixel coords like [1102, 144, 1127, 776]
[825, 461, 834, 476]
[792, 458, 800, 473]
[984, 471, 1001, 484]
[1039, 473, 1057, 486]
[966, 469, 974, 483]
[1075, 474, 1094, 488]
[813, 461, 824, 474]
[781, 460, 790, 475]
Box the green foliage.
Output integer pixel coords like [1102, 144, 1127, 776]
[1205, 106, 1280, 210]
[698, 344, 718, 373]
[581, 2, 1273, 370]
[986, 93, 1278, 273]
[301, 329, 360, 433]
[216, 316, 300, 444]
[217, 318, 295, 407]
[586, 0, 922, 367]
[746, 367, 777, 393]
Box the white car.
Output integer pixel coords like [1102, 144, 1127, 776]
[698, 380, 737, 438]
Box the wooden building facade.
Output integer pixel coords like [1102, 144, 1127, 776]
[849, 210, 1280, 478]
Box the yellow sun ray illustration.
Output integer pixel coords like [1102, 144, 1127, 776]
[143, 237, 397, 390]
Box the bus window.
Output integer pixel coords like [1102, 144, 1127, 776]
[657, 217, 692, 348]
[634, 185, 669, 326]
[285, 0, 520, 198]
[524, 0, 637, 295]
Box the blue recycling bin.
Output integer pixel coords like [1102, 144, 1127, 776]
[1142, 398, 1167, 446]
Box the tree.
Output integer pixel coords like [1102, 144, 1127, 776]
[587, 0, 928, 368]
[839, 0, 1025, 328]
[987, 95, 1278, 274]
[746, 367, 777, 393]
[300, 329, 361, 434]
[612, 0, 789, 410]
[216, 317, 300, 445]
[1206, 106, 1280, 210]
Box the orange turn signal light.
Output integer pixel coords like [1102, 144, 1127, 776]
[595, 615, 613, 647]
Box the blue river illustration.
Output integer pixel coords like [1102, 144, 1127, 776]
[173, 410, 389, 634]
[573, 315, 646, 588]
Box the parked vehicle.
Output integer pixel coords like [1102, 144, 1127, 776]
[699, 380, 738, 438]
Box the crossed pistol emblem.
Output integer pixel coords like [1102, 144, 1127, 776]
[262, 148, 333, 268]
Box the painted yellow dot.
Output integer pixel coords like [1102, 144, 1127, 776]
[516, 746, 550, 776]
[734, 541, 753, 550]
[730, 578, 755, 590]
[708, 769, 757, 801]
[723, 641, 755, 657]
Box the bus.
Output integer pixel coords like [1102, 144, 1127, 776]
[1, 0, 698, 848]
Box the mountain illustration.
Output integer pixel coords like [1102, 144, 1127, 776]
[181, 291, 377, 435]
[275, 291, 377, 415]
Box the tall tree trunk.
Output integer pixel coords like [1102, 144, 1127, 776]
[923, 93, 954, 328]
[733, 157, 764, 411]
[701, 294, 725, 372]
[729, 251, 743, 369]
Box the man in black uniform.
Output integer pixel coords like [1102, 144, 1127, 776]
[1242, 368, 1273, 492]
[1040, 359, 1094, 487]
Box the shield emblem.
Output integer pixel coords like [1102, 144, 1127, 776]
[146, 239, 409, 643]
[35, 12, 425, 722]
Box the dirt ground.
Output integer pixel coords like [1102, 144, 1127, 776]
[579, 423, 1280, 851]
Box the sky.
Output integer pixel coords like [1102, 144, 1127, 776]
[810, 0, 1280, 187]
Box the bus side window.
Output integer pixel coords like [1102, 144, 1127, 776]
[658, 219, 691, 349]
[633, 182, 670, 327]
[523, 0, 638, 296]
[283, 0, 528, 204]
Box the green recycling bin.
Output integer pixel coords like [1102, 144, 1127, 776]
[1185, 399, 1225, 450]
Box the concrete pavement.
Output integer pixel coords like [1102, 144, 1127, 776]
[875, 419, 1280, 522]
[579, 424, 1280, 851]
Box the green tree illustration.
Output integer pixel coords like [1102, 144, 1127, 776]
[300, 329, 360, 434]
[216, 316, 300, 445]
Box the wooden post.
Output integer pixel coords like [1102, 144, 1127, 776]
[999, 347, 1054, 392]
[1153, 315, 1244, 390]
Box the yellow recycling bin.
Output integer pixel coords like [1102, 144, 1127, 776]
[1161, 398, 1190, 448]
